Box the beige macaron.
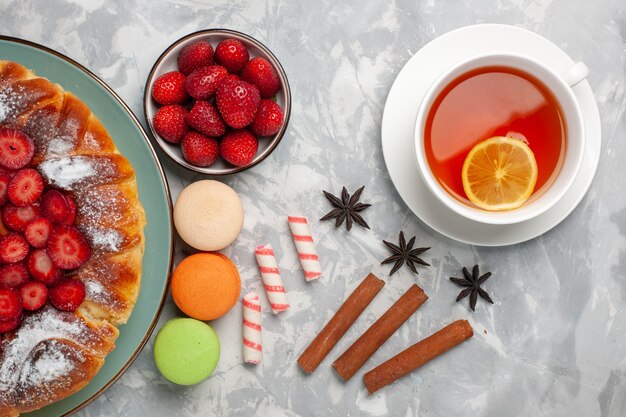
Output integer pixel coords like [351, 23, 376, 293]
[174, 180, 244, 251]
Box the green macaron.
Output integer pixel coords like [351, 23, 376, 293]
[153, 318, 220, 385]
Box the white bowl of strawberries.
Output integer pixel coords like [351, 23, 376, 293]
[144, 29, 291, 175]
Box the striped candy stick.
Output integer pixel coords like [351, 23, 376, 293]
[255, 244, 289, 314]
[242, 292, 262, 364]
[288, 216, 322, 281]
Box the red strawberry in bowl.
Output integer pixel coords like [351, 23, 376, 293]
[216, 79, 261, 129]
[185, 101, 226, 137]
[220, 130, 259, 167]
[153, 105, 188, 144]
[185, 65, 228, 100]
[178, 40, 214, 75]
[240, 57, 281, 99]
[151, 71, 189, 105]
[0, 128, 35, 170]
[215, 38, 250, 73]
[181, 132, 219, 167]
[250, 100, 284, 136]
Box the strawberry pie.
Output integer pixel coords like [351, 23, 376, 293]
[0, 60, 145, 416]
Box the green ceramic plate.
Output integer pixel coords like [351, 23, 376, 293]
[0, 36, 173, 416]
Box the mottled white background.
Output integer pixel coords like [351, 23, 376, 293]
[1, 0, 626, 416]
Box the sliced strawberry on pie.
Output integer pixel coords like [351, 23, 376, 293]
[7, 168, 44, 206]
[47, 225, 91, 270]
[0, 263, 29, 288]
[0, 128, 35, 170]
[20, 281, 48, 311]
[27, 249, 60, 286]
[0, 234, 29, 263]
[1, 204, 41, 232]
[0, 172, 12, 205]
[24, 217, 53, 248]
[0, 315, 22, 333]
[41, 190, 72, 223]
[64, 194, 77, 225]
[49, 279, 85, 312]
[0, 288, 22, 321]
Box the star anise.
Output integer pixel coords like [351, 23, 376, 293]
[381, 231, 430, 275]
[449, 265, 494, 311]
[320, 186, 371, 231]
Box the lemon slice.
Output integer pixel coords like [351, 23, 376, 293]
[461, 136, 538, 211]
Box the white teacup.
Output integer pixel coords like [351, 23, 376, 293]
[414, 52, 589, 225]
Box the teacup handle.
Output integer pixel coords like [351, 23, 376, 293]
[562, 61, 589, 88]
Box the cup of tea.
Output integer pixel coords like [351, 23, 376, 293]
[413, 52, 588, 225]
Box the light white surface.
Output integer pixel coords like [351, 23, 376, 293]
[2, 1, 625, 416]
[383, 24, 601, 245]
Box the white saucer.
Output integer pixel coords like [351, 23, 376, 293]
[381, 24, 601, 246]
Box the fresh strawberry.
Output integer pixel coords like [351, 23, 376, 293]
[47, 225, 91, 270]
[24, 217, 53, 248]
[185, 65, 229, 100]
[250, 100, 284, 136]
[0, 263, 29, 288]
[153, 105, 188, 144]
[27, 249, 60, 286]
[240, 57, 281, 99]
[185, 101, 226, 137]
[49, 279, 85, 312]
[0, 234, 29, 263]
[1, 204, 40, 232]
[151, 71, 189, 105]
[7, 168, 44, 207]
[0, 172, 11, 205]
[220, 129, 259, 167]
[0, 315, 21, 333]
[0, 288, 21, 320]
[177, 40, 214, 75]
[64, 194, 77, 225]
[214, 38, 250, 73]
[41, 190, 71, 223]
[216, 79, 260, 129]
[223, 74, 240, 83]
[20, 281, 48, 311]
[0, 128, 35, 170]
[181, 132, 219, 167]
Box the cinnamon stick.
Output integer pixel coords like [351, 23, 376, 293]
[363, 319, 473, 393]
[333, 284, 428, 381]
[297, 273, 385, 373]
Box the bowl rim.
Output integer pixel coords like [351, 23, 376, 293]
[143, 28, 291, 176]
